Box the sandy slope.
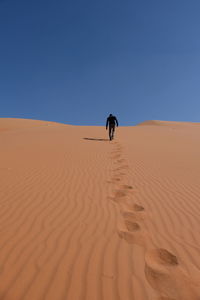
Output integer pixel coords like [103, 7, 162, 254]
[0, 118, 200, 300]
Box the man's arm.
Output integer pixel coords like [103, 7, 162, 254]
[106, 118, 108, 129]
[115, 117, 119, 127]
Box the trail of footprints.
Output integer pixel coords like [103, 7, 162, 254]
[108, 141, 200, 300]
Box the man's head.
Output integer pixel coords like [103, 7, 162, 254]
[109, 114, 113, 117]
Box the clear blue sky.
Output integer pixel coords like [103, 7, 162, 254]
[1, 0, 200, 126]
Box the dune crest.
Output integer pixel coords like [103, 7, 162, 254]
[0, 118, 63, 131]
[137, 120, 200, 127]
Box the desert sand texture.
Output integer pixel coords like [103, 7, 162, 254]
[0, 118, 200, 300]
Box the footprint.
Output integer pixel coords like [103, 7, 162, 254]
[124, 220, 141, 232]
[120, 184, 133, 190]
[146, 248, 178, 267]
[115, 155, 122, 159]
[115, 190, 127, 198]
[118, 229, 146, 247]
[145, 248, 200, 300]
[110, 198, 125, 205]
[125, 203, 145, 212]
[145, 249, 179, 299]
[121, 200, 145, 213]
[106, 180, 113, 184]
[133, 204, 145, 211]
[111, 177, 121, 182]
[108, 195, 127, 205]
[112, 171, 125, 177]
[117, 159, 126, 163]
[121, 210, 145, 222]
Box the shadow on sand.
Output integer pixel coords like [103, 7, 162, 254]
[83, 138, 109, 141]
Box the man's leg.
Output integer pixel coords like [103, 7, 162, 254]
[112, 126, 115, 139]
[109, 126, 112, 140]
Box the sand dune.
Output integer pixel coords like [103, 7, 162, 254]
[138, 120, 200, 127]
[0, 118, 200, 300]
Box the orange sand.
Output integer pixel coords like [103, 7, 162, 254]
[0, 118, 200, 300]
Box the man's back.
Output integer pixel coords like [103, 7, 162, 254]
[106, 115, 118, 126]
[107, 115, 116, 125]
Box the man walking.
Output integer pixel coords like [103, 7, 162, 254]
[106, 114, 119, 140]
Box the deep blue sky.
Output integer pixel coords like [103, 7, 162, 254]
[1, 0, 200, 126]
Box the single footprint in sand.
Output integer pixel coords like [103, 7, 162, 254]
[124, 203, 145, 212]
[145, 248, 200, 300]
[111, 177, 121, 182]
[118, 172, 125, 176]
[124, 220, 141, 232]
[115, 190, 128, 198]
[146, 248, 178, 266]
[133, 203, 145, 211]
[112, 171, 126, 178]
[120, 200, 145, 213]
[121, 210, 145, 222]
[118, 228, 146, 247]
[107, 180, 113, 184]
[120, 184, 133, 190]
[117, 159, 126, 163]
